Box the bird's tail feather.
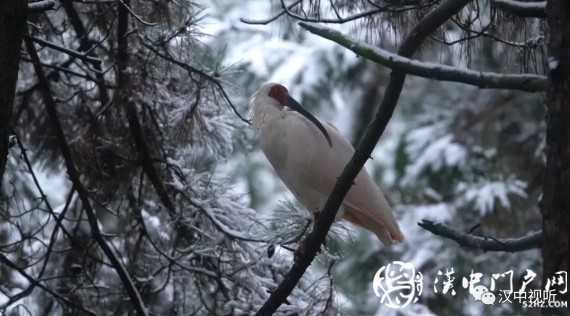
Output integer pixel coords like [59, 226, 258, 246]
[342, 206, 404, 245]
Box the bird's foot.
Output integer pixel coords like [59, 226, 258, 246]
[265, 288, 291, 304]
[294, 241, 306, 261]
[294, 240, 326, 263]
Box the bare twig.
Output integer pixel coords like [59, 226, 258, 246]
[24, 35, 149, 316]
[243, 0, 435, 25]
[299, 22, 547, 92]
[29, 36, 102, 65]
[0, 254, 96, 316]
[20, 56, 101, 82]
[240, 0, 302, 25]
[60, 0, 110, 107]
[255, 1, 472, 314]
[118, 0, 157, 26]
[418, 220, 542, 252]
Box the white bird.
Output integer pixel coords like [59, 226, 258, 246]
[249, 82, 404, 245]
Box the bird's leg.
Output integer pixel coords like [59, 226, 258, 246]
[294, 212, 328, 261]
[313, 212, 327, 248]
[314, 211, 320, 224]
[294, 240, 306, 261]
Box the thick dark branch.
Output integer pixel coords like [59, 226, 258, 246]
[24, 36, 149, 316]
[0, 0, 26, 189]
[299, 23, 547, 92]
[492, 0, 545, 18]
[418, 220, 542, 252]
[255, 1, 471, 314]
[27, 0, 55, 12]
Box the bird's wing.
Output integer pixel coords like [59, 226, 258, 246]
[261, 111, 403, 244]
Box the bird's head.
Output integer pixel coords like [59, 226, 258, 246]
[249, 82, 332, 146]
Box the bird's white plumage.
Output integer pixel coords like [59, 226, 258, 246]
[250, 83, 404, 245]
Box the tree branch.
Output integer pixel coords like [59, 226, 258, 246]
[240, 0, 301, 25]
[24, 35, 149, 316]
[29, 36, 102, 66]
[27, 0, 55, 12]
[299, 22, 547, 92]
[0, 254, 96, 315]
[255, 1, 472, 314]
[142, 40, 251, 124]
[492, 0, 545, 18]
[125, 101, 177, 216]
[241, 0, 435, 25]
[0, 0, 26, 189]
[418, 220, 542, 252]
[60, 0, 110, 107]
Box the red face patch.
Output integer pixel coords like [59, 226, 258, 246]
[268, 84, 288, 107]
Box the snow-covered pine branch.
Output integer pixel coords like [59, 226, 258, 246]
[299, 22, 547, 92]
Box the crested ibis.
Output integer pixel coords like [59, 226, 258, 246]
[249, 83, 404, 245]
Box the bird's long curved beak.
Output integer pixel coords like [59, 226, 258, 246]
[287, 96, 332, 147]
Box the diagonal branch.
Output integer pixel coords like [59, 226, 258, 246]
[125, 101, 176, 216]
[24, 35, 149, 316]
[29, 36, 102, 65]
[299, 22, 547, 92]
[255, 1, 472, 314]
[418, 220, 542, 252]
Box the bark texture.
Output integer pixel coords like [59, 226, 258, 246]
[543, 0, 570, 311]
[0, 0, 27, 187]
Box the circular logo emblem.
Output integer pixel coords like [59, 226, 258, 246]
[372, 261, 423, 309]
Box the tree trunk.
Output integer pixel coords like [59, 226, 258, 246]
[0, 0, 27, 187]
[542, 0, 570, 312]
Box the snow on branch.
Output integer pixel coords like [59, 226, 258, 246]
[24, 36, 149, 316]
[418, 220, 542, 252]
[492, 0, 546, 18]
[299, 22, 547, 92]
[28, 0, 55, 12]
